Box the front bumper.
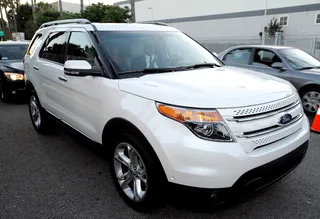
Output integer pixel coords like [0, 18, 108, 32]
[151, 114, 310, 189]
[170, 140, 308, 202]
[2, 79, 25, 95]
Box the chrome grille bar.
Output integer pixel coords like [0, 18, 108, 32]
[236, 113, 303, 138]
[227, 100, 300, 123]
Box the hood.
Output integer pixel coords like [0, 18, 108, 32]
[300, 68, 320, 74]
[0, 60, 24, 73]
[0, 60, 24, 72]
[118, 66, 295, 108]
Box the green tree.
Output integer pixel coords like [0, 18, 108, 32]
[265, 17, 283, 38]
[59, 11, 81, 20]
[82, 3, 131, 23]
[16, 3, 32, 32]
[24, 18, 37, 39]
[36, 10, 60, 27]
[36, 2, 52, 12]
[16, 2, 131, 39]
[102, 6, 131, 23]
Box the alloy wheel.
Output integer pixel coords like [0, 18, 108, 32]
[302, 91, 320, 114]
[113, 142, 148, 202]
[30, 95, 41, 128]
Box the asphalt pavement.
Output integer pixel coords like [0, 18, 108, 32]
[0, 100, 320, 219]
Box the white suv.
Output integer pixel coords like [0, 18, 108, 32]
[24, 19, 310, 211]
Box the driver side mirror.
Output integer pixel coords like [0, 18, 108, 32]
[64, 60, 101, 77]
[271, 62, 284, 70]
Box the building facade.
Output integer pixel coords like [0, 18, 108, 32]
[114, 0, 320, 39]
[51, 1, 87, 13]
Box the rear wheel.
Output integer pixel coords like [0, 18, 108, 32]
[109, 133, 166, 211]
[28, 91, 49, 133]
[301, 88, 320, 115]
[0, 79, 10, 103]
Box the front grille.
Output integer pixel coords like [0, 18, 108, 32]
[251, 122, 301, 146]
[219, 93, 303, 152]
[233, 94, 297, 116]
[232, 100, 299, 122]
[240, 113, 303, 138]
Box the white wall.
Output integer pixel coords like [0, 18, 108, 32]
[133, 0, 320, 38]
[51, 1, 88, 13]
[169, 11, 320, 39]
[135, 0, 320, 22]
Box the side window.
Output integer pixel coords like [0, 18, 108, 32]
[223, 48, 252, 65]
[253, 49, 282, 67]
[66, 32, 96, 65]
[39, 32, 68, 64]
[27, 34, 42, 55]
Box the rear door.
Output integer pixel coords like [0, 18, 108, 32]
[222, 48, 254, 68]
[36, 30, 70, 118]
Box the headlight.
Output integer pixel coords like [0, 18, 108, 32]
[156, 103, 234, 142]
[4, 72, 25, 81]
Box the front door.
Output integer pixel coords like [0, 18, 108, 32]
[249, 48, 288, 78]
[61, 30, 103, 140]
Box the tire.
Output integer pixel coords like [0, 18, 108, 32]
[0, 79, 10, 103]
[300, 88, 320, 115]
[28, 90, 50, 134]
[109, 132, 166, 211]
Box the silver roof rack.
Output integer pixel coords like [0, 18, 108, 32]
[137, 21, 168, 26]
[40, 19, 91, 29]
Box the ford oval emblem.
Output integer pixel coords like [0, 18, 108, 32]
[278, 113, 293, 125]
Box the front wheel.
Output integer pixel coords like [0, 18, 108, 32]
[28, 91, 50, 133]
[301, 89, 320, 115]
[110, 133, 166, 211]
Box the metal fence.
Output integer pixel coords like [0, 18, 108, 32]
[198, 34, 320, 59]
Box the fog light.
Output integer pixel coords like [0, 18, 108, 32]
[12, 90, 16, 94]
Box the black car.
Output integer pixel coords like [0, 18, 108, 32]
[0, 41, 29, 102]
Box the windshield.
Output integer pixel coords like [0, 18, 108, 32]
[279, 48, 320, 70]
[0, 44, 28, 61]
[98, 31, 221, 74]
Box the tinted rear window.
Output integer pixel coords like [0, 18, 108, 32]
[0, 45, 28, 60]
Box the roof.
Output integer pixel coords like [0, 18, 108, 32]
[229, 45, 293, 50]
[0, 41, 29, 45]
[38, 19, 178, 32]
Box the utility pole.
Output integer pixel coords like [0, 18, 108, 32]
[31, 0, 36, 24]
[148, 7, 154, 22]
[59, 0, 63, 15]
[262, 0, 268, 45]
[0, 0, 5, 32]
[130, 0, 135, 22]
[80, 0, 84, 14]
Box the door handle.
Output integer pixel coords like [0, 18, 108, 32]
[58, 76, 68, 82]
[33, 66, 39, 70]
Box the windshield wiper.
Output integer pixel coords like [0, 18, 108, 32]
[118, 67, 184, 75]
[177, 63, 221, 69]
[118, 63, 221, 75]
[299, 66, 320, 70]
